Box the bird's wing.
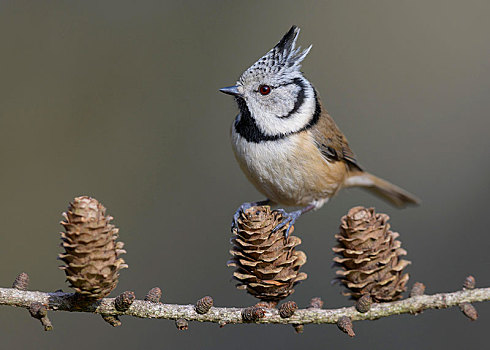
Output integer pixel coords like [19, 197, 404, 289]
[309, 102, 363, 171]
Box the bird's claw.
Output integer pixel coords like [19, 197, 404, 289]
[231, 202, 303, 238]
[272, 209, 303, 238]
[231, 200, 271, 230]
[231, 202, 255, 230]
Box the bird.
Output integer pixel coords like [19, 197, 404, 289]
[220, 25, 419, 235]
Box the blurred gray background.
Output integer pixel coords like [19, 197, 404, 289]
[0, 1, 489, 349]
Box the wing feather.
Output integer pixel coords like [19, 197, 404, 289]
[309, 100, 362, 171]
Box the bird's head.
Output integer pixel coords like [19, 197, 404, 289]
[220, 26, 316, 137]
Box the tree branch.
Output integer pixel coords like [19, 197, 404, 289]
[1, 286, 488, 326]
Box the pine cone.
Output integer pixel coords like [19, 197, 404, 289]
[333, 206, 410, 302]
[228, 206, 307, 302]
[59, 196, 127, 299]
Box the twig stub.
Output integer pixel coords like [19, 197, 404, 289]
[28, 302, 53, 331]
[337, 316, 355, 337]
[459, 302, 478, 321]
[292, 324, 304, 333]
[101, 314, 122, 327]
[176, 318, 189, 330]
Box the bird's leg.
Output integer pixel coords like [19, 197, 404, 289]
[232, 199, 271, 229]
[273, 204, 316, 237]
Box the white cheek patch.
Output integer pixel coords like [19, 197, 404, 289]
[265, 92, 295, 116]
[251, 85, 316, 136]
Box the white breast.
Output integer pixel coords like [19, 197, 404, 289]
[231, 123, 328, 207]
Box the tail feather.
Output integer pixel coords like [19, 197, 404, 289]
[344, 171, 420, 208]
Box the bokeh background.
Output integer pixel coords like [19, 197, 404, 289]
[0, 1, 489, 349]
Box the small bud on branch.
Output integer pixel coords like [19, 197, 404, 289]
[12, 273, 29, 291]
[145, 287, 162, 303]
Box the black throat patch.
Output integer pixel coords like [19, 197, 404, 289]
[234, 90, 321, 143]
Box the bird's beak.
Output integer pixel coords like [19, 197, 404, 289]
[219, 85, 241, 97]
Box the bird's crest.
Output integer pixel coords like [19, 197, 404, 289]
[239, 26, 311, 83]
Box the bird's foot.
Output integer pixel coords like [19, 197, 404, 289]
[231, 200, 270, 230]
[272, 209, 304, 238]
[272, 204, 316, 237]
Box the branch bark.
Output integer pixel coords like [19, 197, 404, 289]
[1, 286, 488, 326]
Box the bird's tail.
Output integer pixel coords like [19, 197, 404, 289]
[343, 171, 420, 208]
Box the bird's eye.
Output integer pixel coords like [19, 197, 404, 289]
[259, 85, 271, 95]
